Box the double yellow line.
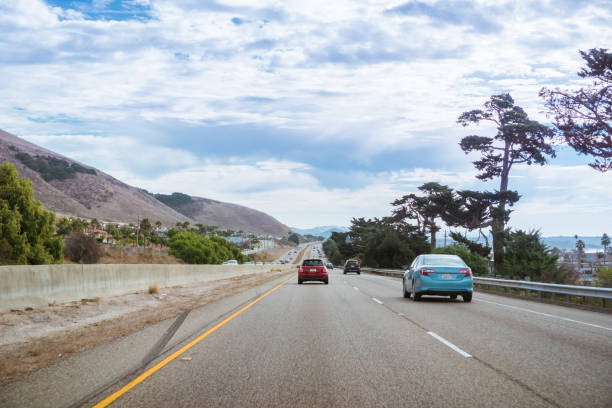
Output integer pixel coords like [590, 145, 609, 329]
[94, 274, 295, 407]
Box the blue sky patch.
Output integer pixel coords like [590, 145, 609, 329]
[46, 0, 153, 21]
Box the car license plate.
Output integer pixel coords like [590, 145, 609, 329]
[443, 274, 453, 279]
[310, 268, 317, 272]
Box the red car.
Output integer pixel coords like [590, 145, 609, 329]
[298, 259, 329, 284]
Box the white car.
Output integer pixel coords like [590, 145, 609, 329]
[222, 260, 238, 265]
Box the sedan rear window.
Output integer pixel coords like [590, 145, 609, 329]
[302, 259, 323, 266]
[421, 255, 466, 267]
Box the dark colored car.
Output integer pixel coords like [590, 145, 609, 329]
[326, 262, 334, 270]
[344, 259, 360, 274]
[298, 259, 329, 284]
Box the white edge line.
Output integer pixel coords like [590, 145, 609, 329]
[372, 297, 383, 305]
[427, 331, 472, 358]
[474, 299, 612, 332]
[353, 287, 359, 291]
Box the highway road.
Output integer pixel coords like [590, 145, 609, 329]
[2, 267, 611, 407]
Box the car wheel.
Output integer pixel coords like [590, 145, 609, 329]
[298, 279, 303, 285]
[412, 282, 421, 301]
[324, 278, 329, 284]
[403, 279, 410, 298]
[343, 271, 346, 274]
[357, 271, 360, 275]
[463, 293, 472, 302]
[450, 295, 457, 300]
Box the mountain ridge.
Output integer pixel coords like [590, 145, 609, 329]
[0, 129, 290, 236]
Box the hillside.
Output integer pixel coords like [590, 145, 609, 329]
[153, 193, 291, 237]
[0, 130, 290, 236]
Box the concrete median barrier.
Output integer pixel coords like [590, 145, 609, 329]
[0, 264, 293, 312]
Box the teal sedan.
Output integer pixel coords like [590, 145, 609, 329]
[403, 254, 473, 302]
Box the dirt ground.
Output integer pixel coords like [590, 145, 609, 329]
[97, 252, 183, 264]
[0, 269, 292, 381]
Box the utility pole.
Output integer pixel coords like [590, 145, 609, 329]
[136, 216, 140, 248]
[444, 230, 447, 247]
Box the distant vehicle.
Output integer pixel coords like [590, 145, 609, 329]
[244, 261, 255, 265]
[222, 260, 238, 265]
[344, 259, 360, 274]
[255, 262, 263, 265]
[298, 259, 328, 284]
[326, 262, 334, 270]
[403, 254, 473, 302]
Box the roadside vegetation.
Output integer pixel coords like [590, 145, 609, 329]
[0, 163, 282, 265]
[63, 232, 102, 264]
[0, 162, 63, 265]
[167, 230, 247, 264]
[324, 48, 610, 285]
[11, 146, 96, 181]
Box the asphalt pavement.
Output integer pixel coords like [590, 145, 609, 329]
[2, 267, 611, 407]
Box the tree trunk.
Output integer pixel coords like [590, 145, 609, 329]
[492, 141, 512, 274]
[430, 227, 436, 251]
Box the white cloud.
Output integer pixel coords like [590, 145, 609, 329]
[1, 0, 610, 234]
[507, 165, 612, 235]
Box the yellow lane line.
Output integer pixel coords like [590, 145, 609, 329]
[93, 274, 295, 408]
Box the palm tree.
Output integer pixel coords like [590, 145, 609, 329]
[576, 239, 586, 266]
[602, 233, 610, 265]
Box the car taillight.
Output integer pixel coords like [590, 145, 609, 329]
[420, 268, 434, 276]
[459, 268, 472, 277]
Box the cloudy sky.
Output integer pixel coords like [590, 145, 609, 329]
[1, 0, 610, 235]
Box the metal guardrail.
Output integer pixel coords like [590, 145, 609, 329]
[473, 277, 612, 306]
[360, 267, 403, 277]
[360, 267, 612, 308]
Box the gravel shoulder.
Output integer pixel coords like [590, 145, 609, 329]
[0, 268, 292, 381]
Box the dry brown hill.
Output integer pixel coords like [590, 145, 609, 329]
[0, 130, 291, 236]
[155, 193, 291, 237]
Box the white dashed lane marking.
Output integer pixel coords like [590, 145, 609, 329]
[427, 331, 472, 358]
[474, 299, 612, 332]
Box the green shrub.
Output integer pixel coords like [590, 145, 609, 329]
[433, 244, 489, 275]
[153, 192, 193, 208]
[168, 231, 247, 264]
[15, 152, 95, 181]
[64, 232, 102, 263]
[502, 229, 559, 282]
[596, 266, 612, 288]
[323, 238, 343, 265]
[0, 162, 63, 265]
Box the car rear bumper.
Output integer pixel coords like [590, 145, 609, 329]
[417, 289, 472, 296]
[344, 268, 360, 273]
[416, 276, 472, 294]
[299, 273, 328, 281]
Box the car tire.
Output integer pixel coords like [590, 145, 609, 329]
[411, 282, 421, 301]
[403, 279, 410, 298]
[298, 279, 303, 285]
[343, 271, 346, 274]
[357, 272, 360, 275]
[324, 278, 329, 284]
[463, 293, 472, 302]
[450, 295, 457, 300]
